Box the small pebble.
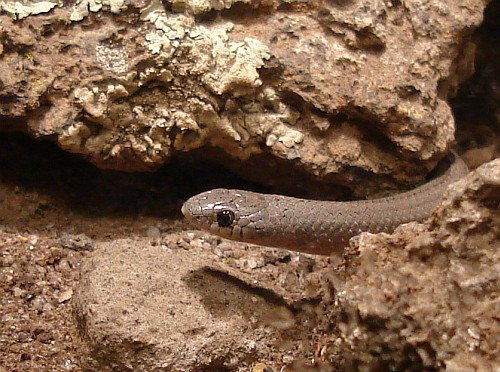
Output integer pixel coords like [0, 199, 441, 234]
[146, 226, 161, 238]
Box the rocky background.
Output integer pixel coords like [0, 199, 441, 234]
[0, 0, 498, 371]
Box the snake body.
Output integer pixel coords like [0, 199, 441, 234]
[182, 153, 468, 255]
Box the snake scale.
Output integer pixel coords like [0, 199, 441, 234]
[182, 152, 468, 255]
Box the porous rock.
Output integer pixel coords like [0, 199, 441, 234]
[341, 158, 499, 370]
[73, 236, 286, 371]
[0, 1, 487, 191]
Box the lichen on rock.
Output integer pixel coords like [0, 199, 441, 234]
[0, 0, 58, 20]
[0, 0, 487, 192]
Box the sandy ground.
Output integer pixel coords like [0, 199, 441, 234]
[0, 134, 345, 371]
[0, 134, 199, 371]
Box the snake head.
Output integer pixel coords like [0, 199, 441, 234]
[181, 188, 268, 241]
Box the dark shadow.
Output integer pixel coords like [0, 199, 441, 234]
[451, 0, 500, 155]
[0, 133, 273, 238]
[0, 132, 352, 238]
[0, 133, 262, 219]
[0, 132, 353, 221]
[183, 267, 291, 319]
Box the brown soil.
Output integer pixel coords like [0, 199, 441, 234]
[0, 133, 243, 371]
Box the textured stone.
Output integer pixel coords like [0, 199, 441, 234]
[0, 0, 488, 192]
[74, 237, 286, 371]
[341, 158, 499, 370]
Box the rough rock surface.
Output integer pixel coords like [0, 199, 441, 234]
[74, 237, 287, 371]
[72, 231, 341, 371]
[341, 158, 499, 370]
[0, 0, 487, 193]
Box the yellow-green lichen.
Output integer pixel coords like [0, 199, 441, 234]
[69, 0, 128, 21]
[0, 0, 59, 20]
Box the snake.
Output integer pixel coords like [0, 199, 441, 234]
[181, 152, 468, 255]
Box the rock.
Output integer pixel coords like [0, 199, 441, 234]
[74, 236, 289, 371]
[59, 233, 95, 252]
[341, 158, 499, 370]
[145, 226, 161, 238]
[0, 1, 488, 194]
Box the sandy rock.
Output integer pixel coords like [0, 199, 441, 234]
[73, 236, 289, 371]
[0, 1, 487, 192]
[341, 158, 499, 370]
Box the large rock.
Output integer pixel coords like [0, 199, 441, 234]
[341, 158, 499, 370]
[73, 236, 290, 371]
[0, 1, 487, 192]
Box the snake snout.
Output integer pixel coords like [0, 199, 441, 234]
[181, 203, 187, 217]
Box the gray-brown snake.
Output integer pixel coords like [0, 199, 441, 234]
[182, 152, 468, 255]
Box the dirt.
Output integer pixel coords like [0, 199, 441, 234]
[0, 134, 198, 371]
[0, 134, 342, 371]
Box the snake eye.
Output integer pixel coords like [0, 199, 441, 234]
[216, 210, 234, 227]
